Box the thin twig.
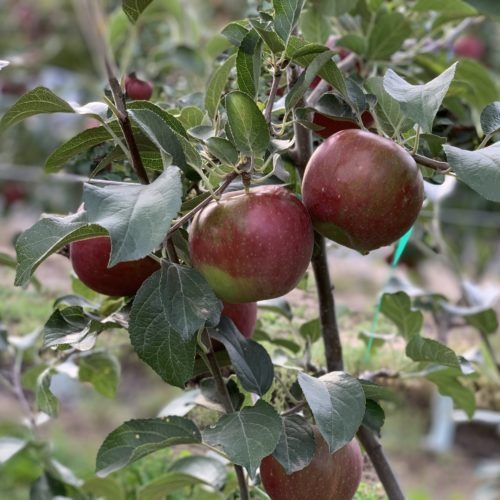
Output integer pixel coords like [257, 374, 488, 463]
[281, 401, 306, 417]
[165, 171, 238, 239]
[412, 153, 450, 172]
[264, 68, 282, 123]
[202, 333, 250, 500]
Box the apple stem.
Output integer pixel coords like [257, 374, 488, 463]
[201, 332, 250, 500]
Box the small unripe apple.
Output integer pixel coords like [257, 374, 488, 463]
[302, 129, 424, 253]
[260, 429, 363, 500]
[453, 35, 486, 60]
[222, 301, 257, 338]
[189, 185, 314, 303]
[125, 73, 153, 101]
[70, 236, 160, 296]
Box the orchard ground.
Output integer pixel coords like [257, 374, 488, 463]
[1, 201, 499, 500]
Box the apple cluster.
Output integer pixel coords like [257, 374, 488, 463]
[69, 124, 424, 500]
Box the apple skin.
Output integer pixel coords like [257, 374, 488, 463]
[453, 35, 486, 60]
[125, 74, 153, 101]
[70, 236, 160, 296]
[189, 185, 314, 303]
[222, 301, 257, 339]
[302, 129, 424, 253]
[313, 111, 374, 139]
[260, 430, 363, 500]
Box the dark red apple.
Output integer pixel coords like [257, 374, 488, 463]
[453, 35, 486, 60]
[222, 301, 257, 338]
[188, 185, 314, 303]
[313, 111, 374, 139]
[2, 182, 27, 207]
[125, 73, 153, 101]
[302, 129, 424, 253]
[70, 236, 160, 296]
[260, 429, 363, 500]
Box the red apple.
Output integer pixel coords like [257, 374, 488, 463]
[125, 73, 153, 101]
[2, 182, 27, 207]
[260, 429, 363, 500]
[70, 236, 160, 296]
[302, 129, 424, 253]
[222, 301, 257, 339]
[313, 111, 374, 139]
[188, 185, 314, 303]
[453, 35, 486, 60]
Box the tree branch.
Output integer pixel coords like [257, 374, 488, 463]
[290, 57, 405, 500]
[311, 234, 344, 372]
[357, 426, 405, 500]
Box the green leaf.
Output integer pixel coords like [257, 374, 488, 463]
[480, 102, 500, 135]
[362, 400, 385, 434]
[83, 168, 182, 265]
[179, 106, 205, 130]
[205, 137, 239, 165]
[286, 37, 347, 98]
[45, 125, 114, 173]
[359, 380, 399, 403]
[365, 77, 412, 136]
[169, 455, 227, 490]
[205, 54, 237, 122]
[299, 318, 321, 343]
[383, 63, 457, 133]
[336, 34, 367, 55]
[137, 473, 206, 500]
[443, 142, 500, 202]
[237, 30, 263, 98]
[200, 377, 245, 412]
[367, 12, 410, 61]
[406, 336, 460, 368]
[15, 212, 107, 287]
[221, 22, 249, 46]
[42, 306, 102, 351]
[224, 91, 270, 155]
[0, 87, 74, 133]
[300, 9, 330, 44]
[442, 302, 498, 334]
[451, 60, 499, 112]
[298, 372, 366, 453]
[272, 415, 315, 474]
[463, 0, 500, 17]
[414, 0, 476, 14]
[36, 369, 59, 417]
[129, 264, 221, 387]
[380, 292, 423, 341]
[202, 400, 282, 478]
[248, 19, 285, 53]
[258, 298, 293, 320]
[96, 417, 201, 477]
[129, 108, 201, 169]
[285, 50, 336, 110]
[426, 371, 475, 418]
[82, 477, 125, 500]
[0, 437, 28, 464]
[273, 0, 306, 44]
[208, 317, 274, 396]
[122, 0, 154, 23]
[128, 101, 189, 138]
[317, 0, 359, 15]
[78, 351, 121, 398]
